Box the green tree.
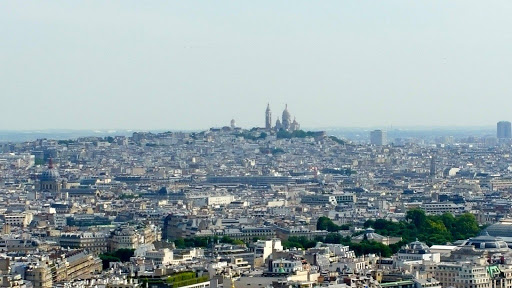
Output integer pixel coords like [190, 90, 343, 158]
[340, 224, 351, 230]
[363, 210, 483, 251]
[406, 209, 427, 228]
[98, 249, 134, 269]
[113, 248, 135, 262]
[453, 213, 480, 239]
[317, 216, 331, 230]
[174, 238, 186, 248]
[192, 237, 209, 247]
[324, 233, 342, 244]
[292, 130, 307, 138]
[233, 239, 246, 245]
[220, 236, 234, 244]
[276, 130, 292, 139]
[329, 136, 345, 145]
[99, 254, 120, 269]
[424, 219, 451, 244]
[364, 220, 375, 228]
[317, 216, 343, 232]
[350, 240, 392, 257]
[437, 213, 456, 231]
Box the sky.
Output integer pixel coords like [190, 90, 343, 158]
[1, 1, 512, 131]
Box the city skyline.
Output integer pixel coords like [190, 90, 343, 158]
[4, 2, 512, 287]
[2, 1, 512, 131]
[0, 100, 509, 132]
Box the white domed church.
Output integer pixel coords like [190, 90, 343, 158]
[265, 104, 300, 132]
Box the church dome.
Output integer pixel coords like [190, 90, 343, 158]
[282, 107, 291, 121]
[40, 160, 60, 181]
[41, 169, 59, 181]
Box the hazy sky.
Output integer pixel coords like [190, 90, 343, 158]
[2, 1, 512, 130]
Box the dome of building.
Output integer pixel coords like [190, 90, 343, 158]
[461, 232, 509, 251]
[275, 118, 282, 130]
[282, 105, 291, 123]
[352, 228, 385, 241]
[486, 219, 512, 238]
[40, 160, 60, 181]
[41, 169, 59, 181]
[409, 240, 430, 251]
[398, 239, 430, 254]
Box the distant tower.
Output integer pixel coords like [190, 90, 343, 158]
[497, 121, 511, 139]
[230, 119, 236, 129]
[370, 130, 386, 146]
[282, 104, 291, 131]
[265, 104, 272, 129]
[430, 155, 436, 177]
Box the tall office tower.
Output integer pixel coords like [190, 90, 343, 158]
[430, 155, 436, 177]
[497, 121, 512, 139]
[265, 103, 272, 129]
[370, 130, 387, 146]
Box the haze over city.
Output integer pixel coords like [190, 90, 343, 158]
[7, 2, 512, 288]
[2, 1, 512, 130]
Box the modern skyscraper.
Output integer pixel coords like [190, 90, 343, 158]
[430, 155, 436, 177]
[265, 104, 272, 129]
[370, 130, 387, 146]
[497, 121, 511, 139]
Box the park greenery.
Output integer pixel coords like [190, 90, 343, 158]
[329, 136, 346, 145]
[235, 129, 323, 140]
[234, 129, 345, 145]
[281, 234, 394, 257]
[170, 209, 481, 259]
[174, 235, 245, 249]
[276, 129, 319, 139]
[317, 216, 351, 232]
[364, 208, 481, 245]
[282, 209, 482, 257]
[234, 131, 268, 141]
[57, 139, 76, 145]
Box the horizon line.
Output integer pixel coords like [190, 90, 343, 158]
[0, 125, 499, 133]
